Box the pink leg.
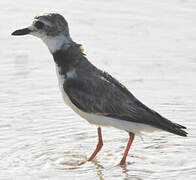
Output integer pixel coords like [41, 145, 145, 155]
[88, 127, 103, 161]
[119, 132, 135, 165]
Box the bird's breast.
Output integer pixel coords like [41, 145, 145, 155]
[55, 65, 159, 135]
[55, 65, 82, 113]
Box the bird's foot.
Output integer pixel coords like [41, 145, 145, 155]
[115, 161, 134, 167]
[119, 159, 126, 166]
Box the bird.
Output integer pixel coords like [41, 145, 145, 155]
[11, 13, 187, 166]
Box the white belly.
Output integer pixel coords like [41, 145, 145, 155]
[56, 67, 160, 136]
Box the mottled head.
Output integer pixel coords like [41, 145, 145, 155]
[33, 13, 70, 37]
[12, 13, 73, 53]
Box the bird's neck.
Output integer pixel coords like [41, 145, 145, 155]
[42, 34, 73, 54]
[52, 44, 84, 75]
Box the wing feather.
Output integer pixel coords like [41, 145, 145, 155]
[63, 71, 187, 136]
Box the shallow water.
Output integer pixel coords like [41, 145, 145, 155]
[0, 0, 196, 179]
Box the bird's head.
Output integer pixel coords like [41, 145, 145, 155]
[12, 13, 73, 53]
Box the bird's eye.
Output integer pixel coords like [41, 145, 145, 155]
[34, 21, 44, 29]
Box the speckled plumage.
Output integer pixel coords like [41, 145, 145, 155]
[34, 13, 70, 37]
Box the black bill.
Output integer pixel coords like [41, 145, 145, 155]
[11, 28, 32, 36]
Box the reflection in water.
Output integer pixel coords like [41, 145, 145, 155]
[121, 163, 143, 180]
[55, 153, 104, 179]
[92, 158, 104, 180]
[121, 165, 129, 180]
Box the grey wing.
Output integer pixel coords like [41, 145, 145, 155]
[63, 74, 187, 136]
[64, 75, 156, 123]
[64, 76, 131, 116]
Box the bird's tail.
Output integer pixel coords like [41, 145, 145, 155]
[159, 118, 188, 137]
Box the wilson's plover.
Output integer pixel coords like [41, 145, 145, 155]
[12, 13, 187, 165]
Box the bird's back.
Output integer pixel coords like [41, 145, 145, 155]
[55, 44, 187, 137]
